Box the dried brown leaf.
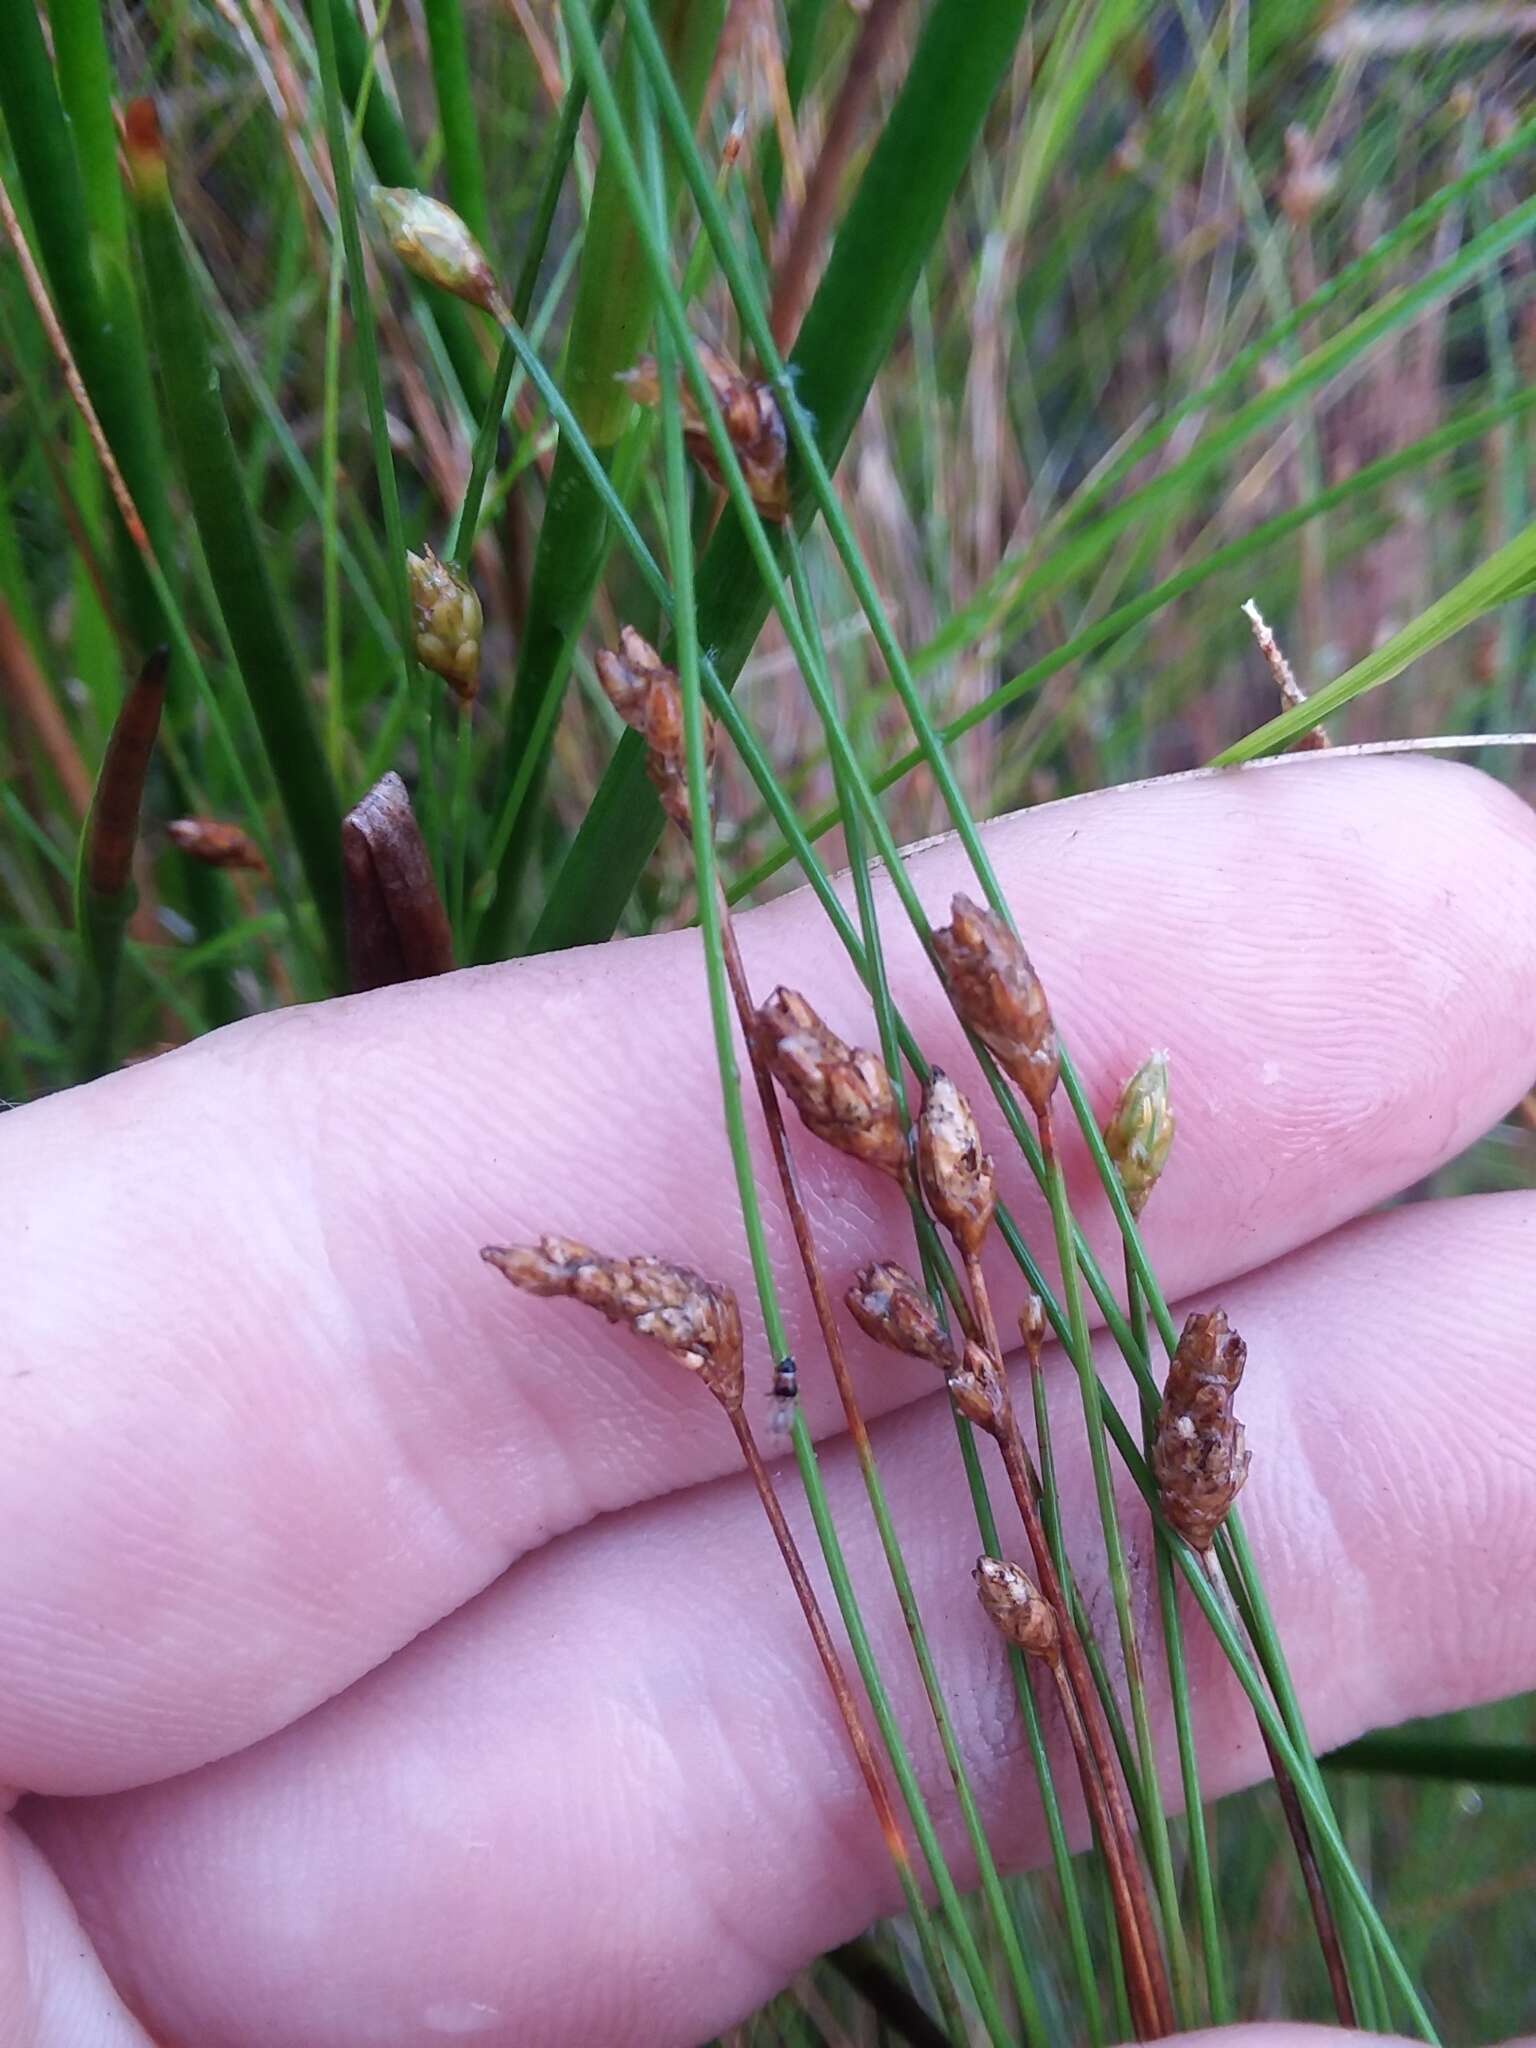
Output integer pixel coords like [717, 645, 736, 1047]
[341, 772, 454, 993]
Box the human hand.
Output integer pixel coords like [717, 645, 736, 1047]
[5, 757, 1536, 2046]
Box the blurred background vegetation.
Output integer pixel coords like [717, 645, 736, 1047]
[2, 0, 1535, 2040]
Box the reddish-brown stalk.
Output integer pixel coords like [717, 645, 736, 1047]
[481, 1235, 918, 1896]
[715, 890, 897, 1470]
[727, 1402, 916, 1881]
[974, 1553, 1164, 2035]
[965, 1264, 1170, 2041]
[570, 649, 925, 1908]
[769, 0, 910, 351]
[930, 895, 1172, 2034]
[1152, 1310, 1353, 2030]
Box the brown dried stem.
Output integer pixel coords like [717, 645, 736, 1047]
[0, 595, 93, 820]
[728, 1402, 917, 1883]
[963, 1246, 1170, 2041]
[1242, 598, 1329, 750]
[768, 0, 910, 351]
[0, 168, 150, 557]
[973, 1552, 1162, 2028]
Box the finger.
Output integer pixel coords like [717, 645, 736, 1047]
[31, 1193, 1536, 2048]
[0, 1822, 152, 2047]
[5, 758, 1535, 1795]
[1157, 2036, 1419, 2048]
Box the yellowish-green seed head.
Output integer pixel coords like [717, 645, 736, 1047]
[406, 547, 483, 703]
[372, 188, 502, 316]
[1103, 1051, 1175, 1217]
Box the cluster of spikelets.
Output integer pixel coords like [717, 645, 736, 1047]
[470, 615, 1249, 2039]
[372, 180, 1256, 2041]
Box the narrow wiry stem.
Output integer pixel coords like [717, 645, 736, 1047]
[717, 889, 1042, 2043]
[1197, 1547, 1355, 2025]
[0, 170, 149, 555]
[961, 1252, 1168, 2039]
[1031, 1107, 1177, 2035]
[728, 1403, 915, 1881]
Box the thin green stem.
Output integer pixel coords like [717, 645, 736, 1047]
[616, 21, 1431, 2019]
[126, 121, 343, 981]
[307, 0, 433, 864]
[1035, 1107, 1189, 2022]
[650, 128, 976, 2043]
[422, 0, 489, 246]
[427, 58, 1426, 2021]
[782, 543, 1047, 2046]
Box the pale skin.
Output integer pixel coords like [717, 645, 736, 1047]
[4, 756, 1536, 2047]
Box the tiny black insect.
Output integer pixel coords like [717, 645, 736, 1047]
[771, 1352, 798, 1402]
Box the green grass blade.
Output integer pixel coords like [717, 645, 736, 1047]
[324, 0, 490, 416]
[307, 0, 429, 868]
[127, 109, 346, 981]
[649, 171, 971, 2044]
[474, 0, 723, 957]
[729, 380, 1536, 900]
[422, 0, 489, 246]
[1325, 1736, 1536, 1790]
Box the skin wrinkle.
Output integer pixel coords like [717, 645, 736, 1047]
[3, 760, 1536, 1806]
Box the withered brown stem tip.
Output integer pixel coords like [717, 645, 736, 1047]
[1151, 1308, 1250, 1551]
[594, 626, 710, 833]
[916, 1068, 995, 1257]
[932, 893, 1059, 1118]
[756, 987, 908, 1181]
[974, 1556, 1059, 1661]
[845, 1261, 955, 1370]
[482, 1236, 743, 1414]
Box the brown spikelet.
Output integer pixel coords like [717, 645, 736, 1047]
[916, 1068, 995, 1257]
[594, 626, 709, 833]
[973, 1555, 1059, 1661]
[166, 818, 267, 874]
[756, 987, 908, 1181]
[482, 1235, 744, 1414]
[621, 341, 789, 521]
[1152, 1308, 1251, 1551]
[845, 1261, 955, 1371]
[932, 893, 1059, 1116]
[947, 1338, 1012, 1436]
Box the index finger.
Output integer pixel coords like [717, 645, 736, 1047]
[3, 755, 1533, 1794]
